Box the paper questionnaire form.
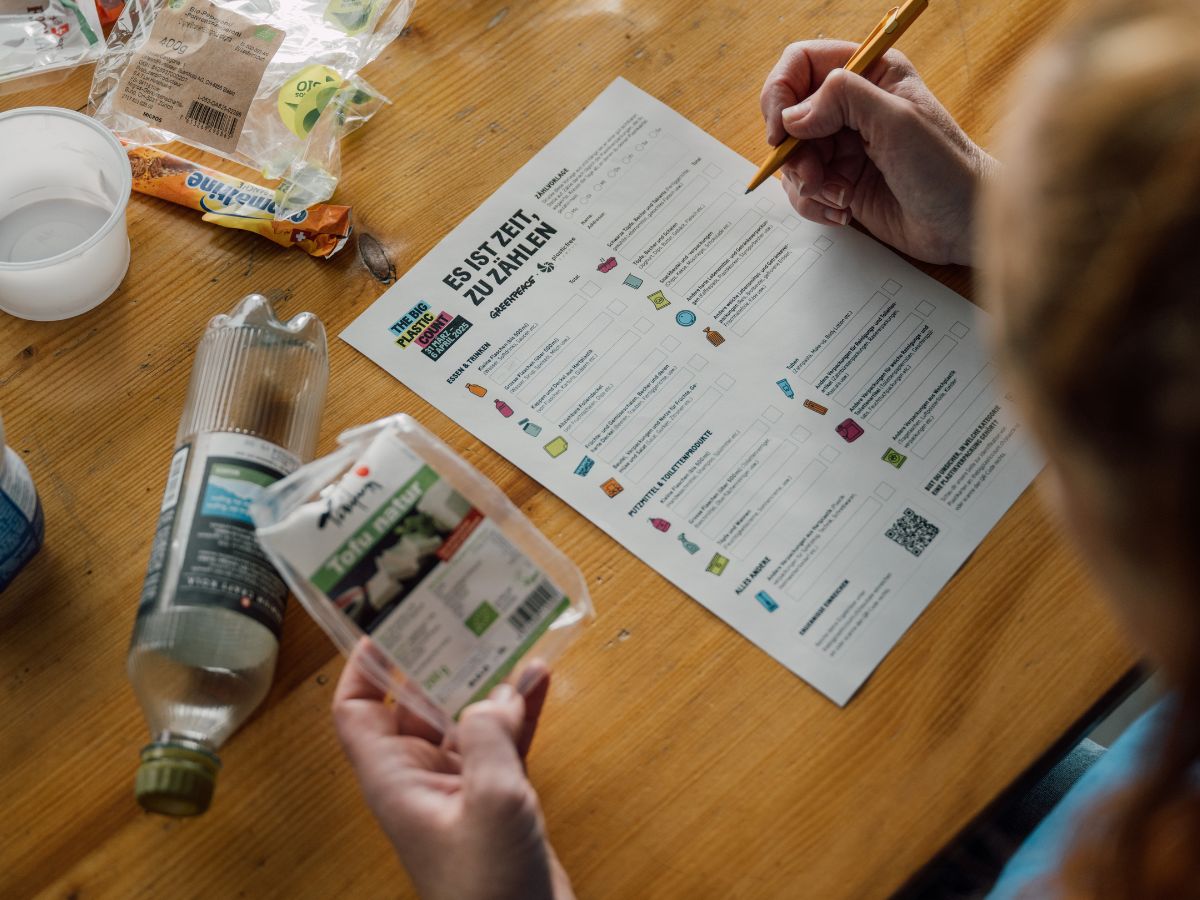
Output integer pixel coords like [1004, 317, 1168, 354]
[342, 78, 1042, 704]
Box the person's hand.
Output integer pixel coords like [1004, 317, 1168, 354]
[760, 40, 997, 265]
[332, 641, 574, 900]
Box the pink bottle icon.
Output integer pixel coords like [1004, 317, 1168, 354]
[649, 517, 671, 532]
[495, 399, 514, 418]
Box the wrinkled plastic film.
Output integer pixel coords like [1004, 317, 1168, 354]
[0, 0, 105, 89]
[89, 0, 412, 211]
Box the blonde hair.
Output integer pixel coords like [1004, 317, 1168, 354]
[983, 1, 1200, 897]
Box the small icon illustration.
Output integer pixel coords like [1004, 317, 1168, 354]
[754, 590, 779, 612]
[649, 127, 661, 138]
[836, 417, 864, 443]
[466, 383, 487, 397]
[635, 141, 647, 151]
[649, 517, 671, 533]
[776, 378, 795, 399]
[597, 256, 617, 273]
[675, 310, 697, 327]
[607, 167, 620, 178]
[544, 436, 569, 458]
[495, 399, 514, 418]
[601, 477, 624, 498]
[704, 327, 725, 347]
[706, 553, 729, 575]
[623, 273, 643, 289]
[882, 447, 907, 469]
[678, 533, 700, 554]
[574, 456, 595, 476]
[622, 154, 633, 164]
[518, 418, 542, 437]
[536, 261, 555, 273]
[803, 399, 829, 415]
[647, 290, 670, 310]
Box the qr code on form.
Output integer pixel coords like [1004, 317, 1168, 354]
[885, 508, 939, 557]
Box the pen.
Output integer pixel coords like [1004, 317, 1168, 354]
[746, 0, 929, 193]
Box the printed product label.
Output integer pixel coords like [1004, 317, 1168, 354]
[276, 64, 342, 138]
[0, 447, 44, 591]
[258, 430, 569, 712]
[113, 0, 285, 154]
[322, 0, 379, 36]
[139, 433, 297, 636]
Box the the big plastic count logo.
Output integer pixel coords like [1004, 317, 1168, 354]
[389, 300, 472, 362]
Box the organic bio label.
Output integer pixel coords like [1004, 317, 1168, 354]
[277, 64, 341, 138]
[323, 0, 378, 35]
[139, 433, 298, 637]
[113, 0, 285, 154]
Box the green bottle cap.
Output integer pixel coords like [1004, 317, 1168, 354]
[135, 742, 221, 817]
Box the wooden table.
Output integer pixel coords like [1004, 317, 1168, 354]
[0, 0, 1138, 896]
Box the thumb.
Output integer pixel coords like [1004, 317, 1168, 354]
[459, 685, 528, 806]
[781, 68, 912, 145]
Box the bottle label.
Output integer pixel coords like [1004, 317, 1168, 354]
[139, 433, 298, 636]
[0, 446, 44, 591]
[256, 430, 570, 713]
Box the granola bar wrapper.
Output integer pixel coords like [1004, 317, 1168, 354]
[128, 146, 352, 258]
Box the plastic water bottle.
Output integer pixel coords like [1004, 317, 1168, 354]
[0, 412, 44, 591]
[129, 294, 327, 816]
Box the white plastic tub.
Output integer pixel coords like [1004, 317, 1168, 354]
[0, 107, 131, 321]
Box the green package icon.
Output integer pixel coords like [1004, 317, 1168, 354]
[465, 602, 499, 636]
[882, 448, 907, 469]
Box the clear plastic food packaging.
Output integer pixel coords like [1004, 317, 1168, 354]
[251, 414, 592, 729]
[0, 0, 104, 90]
[89, 0, 413, 212]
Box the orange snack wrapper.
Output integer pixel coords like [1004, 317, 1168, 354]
[128, 146, 352, 259]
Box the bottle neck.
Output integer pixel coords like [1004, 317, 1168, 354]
[154, 731, 217, 754]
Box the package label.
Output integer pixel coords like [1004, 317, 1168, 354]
[259, 430, 569, 712]
[323, 0, 380, 36]
[113, 0, 285, 154]
[139, 433, 298, 636]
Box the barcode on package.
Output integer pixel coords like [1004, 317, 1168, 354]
[508, 581, 558, 633]
[885, 507, 940, 557]
[185, 100, 237, 140]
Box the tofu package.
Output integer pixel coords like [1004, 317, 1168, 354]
[251, 414, 592, 728]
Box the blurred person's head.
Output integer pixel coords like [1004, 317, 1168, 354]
[982, 0, 1200, 895]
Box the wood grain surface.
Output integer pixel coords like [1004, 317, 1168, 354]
[0, 0, 1137, 897]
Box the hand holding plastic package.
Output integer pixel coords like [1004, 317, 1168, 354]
[251, 414, 592, 731]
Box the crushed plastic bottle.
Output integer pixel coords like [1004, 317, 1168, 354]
[128, 294, 327, 816]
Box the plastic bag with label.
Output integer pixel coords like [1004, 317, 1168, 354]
[89, 0, 412, 213]
[250, 414, 593, 731]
